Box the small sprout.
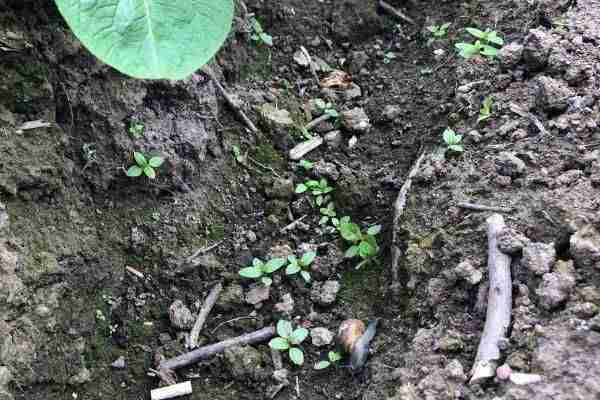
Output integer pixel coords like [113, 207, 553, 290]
[299, 159, 314, 171]
[426, 22, 450, 45]
[339, 219, 381, 269]
[286, 251, 316, 283]
[128, 122, 145, 139]
[455, 27, 504, 59]
[319, 202, 337, 226]
[239, 257, 286, 286]
[295, 178, 334, 206]
[314, 99, 339, 119]
[314, 351, 343, 370]
[269, 320, 308, 366]
[478, 96, 493, 123]
[127, 151, 164, 179]
[250, 18, 273, 47]
[232, 145, 245, 164]
[442, 128, 464, 153]
[383, 51, 397, 64]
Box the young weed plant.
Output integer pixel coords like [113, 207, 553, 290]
[383, 51, 397, 64]
[269, 320, 309, 366]
[286, 251, 316, 283]
[250, 18, 273, 47]
[442, 128, 464, 153]
[299, 159, 314, 171]
[319, 202, 338, 226]
[426, 22, 450, 45]
[478, 96, 493, 123]
[127, 152, 164, 179]
[239, 257, 286, 287]
[129, 122, 145, 139]
[339, 218, 381, 269]
[295, 178, 334, 206]
[314, 99, 339, 119]
[455, 27, 504, 59]
[314, 351, 342, 370]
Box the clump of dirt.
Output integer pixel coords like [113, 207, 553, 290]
[1, 0, 600, 399]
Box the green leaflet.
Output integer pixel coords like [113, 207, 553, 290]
[54, 0, 234, 80]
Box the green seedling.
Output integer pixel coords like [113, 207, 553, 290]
[286, 251, 316, 283]
[455, 27, 504, 59]
[427, 22, 451, 40]
[478, 96, 493, 123]
[127, 152, 164, 179]
[299, 159, 314, 171]
[239, 257, 286, 286]
[269, 320, 309, 366]
[319, 202, 338, 226]
[295, 178, 334, 206]
[314, 99, 339, 119]
[314, 351, 343, 370]
[129, 122, 145, 139]
[383, 51, 397, 64]
[339, 218, 381, 269]
[250, 18, 273, 47]
[54, 0, 234, 80]
[442, 128, 464, 153]
[232, 145, 245, 164]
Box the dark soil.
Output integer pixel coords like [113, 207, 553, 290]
[1, 0, 600, 399]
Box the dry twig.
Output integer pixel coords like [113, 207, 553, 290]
[378, 0, 415, 25]
[457, 202, 513, 213]
[390, 152, 426, 293]
[187, 283, 223, 349]
[304, 113, 333, 131]
[509, 102, 549, 136]
[202, 65, 259, 133]
[470, 214, 512, 383]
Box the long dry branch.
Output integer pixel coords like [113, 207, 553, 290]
[159, 326, 276, 371]
[390, 152, 426, 293]
[470, 214, 513, 383]
[187, 283, 223, 349]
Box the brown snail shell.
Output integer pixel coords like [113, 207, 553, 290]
[168, 300, 195, 330]
[337, 319, 366, 354]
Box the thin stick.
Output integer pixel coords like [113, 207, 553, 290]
[300, 45, 320, 82]
[378, 0, 415, 25]
[202, 66, 259, 134]
[126, 266, 145, 279]
[457, 202, 513, 213]
[470, 214, 512, 383]
[304, 113, 332, 131]
[188, 283, 223, 349]
[159, 326, 275, 371]
[390, 152, 426, 293]
[150, 381, 192, 400]
[184, 240, 223, 265]
[279, 215, 308, 233]
[210, 315, 258, 334]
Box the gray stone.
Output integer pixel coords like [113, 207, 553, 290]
[216, 284, 245, 311]
[454, 260, 482, 285]
[68, 367, 92, 385]
[556, 170, 583, 186]
[382, 105, 402, 121]
[523, 28, 555, 71]
[496, 152, 526, 177]
[111, 356, 126, 369]
[499, 42, 524, 69]
[224, 345, 264, 380]
[522, 242, 556, 276]
[310, 327, 334, 347]
[312, 160, 340, 181]
[245, 285, 270, 305]
[535, 76, 574, 113]
[437, 330, 464, 352]
[570, 225, 600, 268]
[0, 367, 12, 387]
[343, 83, 362, 101]
[445, 359, 466, 381]
[497, 228, 529, 255]
[341, 108, 371, 134]
[324, 130, 343, 149]
[536, 268, 575, 310]
[274, 293, 294, 315]
[260, 103, 294, 128]
[311, 280, 340, 306]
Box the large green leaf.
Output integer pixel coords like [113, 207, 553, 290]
[54, 0, 234, 80]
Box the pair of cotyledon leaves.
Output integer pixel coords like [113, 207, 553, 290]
[54, 0, 234, 80]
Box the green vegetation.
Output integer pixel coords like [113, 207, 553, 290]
[339, 219, 381, 269]
[314, 351, 342, 370]
[127, 152, 165, 179]
[478, 96, 493, 123]
[250, 18, 273, 47]
[383, 51, 397, 64]
[455, 27, 504, 59]
[299, 159, 314, 171]
[319, 202, 338, 226]
[269, 320, 309, 366]
[129, 122, 145, 139]
[314, 99, 339, 119]
[295, 178, 334, 206]
[286, 252, 316, 283]
[427, 22, 451, 45]
[239, 257, 286, 286]
[54, 0, 234, 80]
[442, 128, 464, 153]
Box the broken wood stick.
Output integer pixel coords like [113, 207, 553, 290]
[304, 113, 332, 131]
[159, 326, 276, 371]
[470, 214, 512, 384]
[188, 282, 223, 349]
[378, 0, 415, 25]
[457, 202, 513, 213]
[202, 65, 259, 134]
[150, 381, 192, 400]
[390, 152, 426, 294]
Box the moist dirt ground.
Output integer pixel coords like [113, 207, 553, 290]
[1, 0, 600, 399]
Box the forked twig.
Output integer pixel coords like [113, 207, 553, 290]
[188, 283, 223, 349]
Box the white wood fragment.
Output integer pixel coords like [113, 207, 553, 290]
[289, 137, 323, 160]
[150, 381, 192, 400]
[509, 372, 543, 385]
